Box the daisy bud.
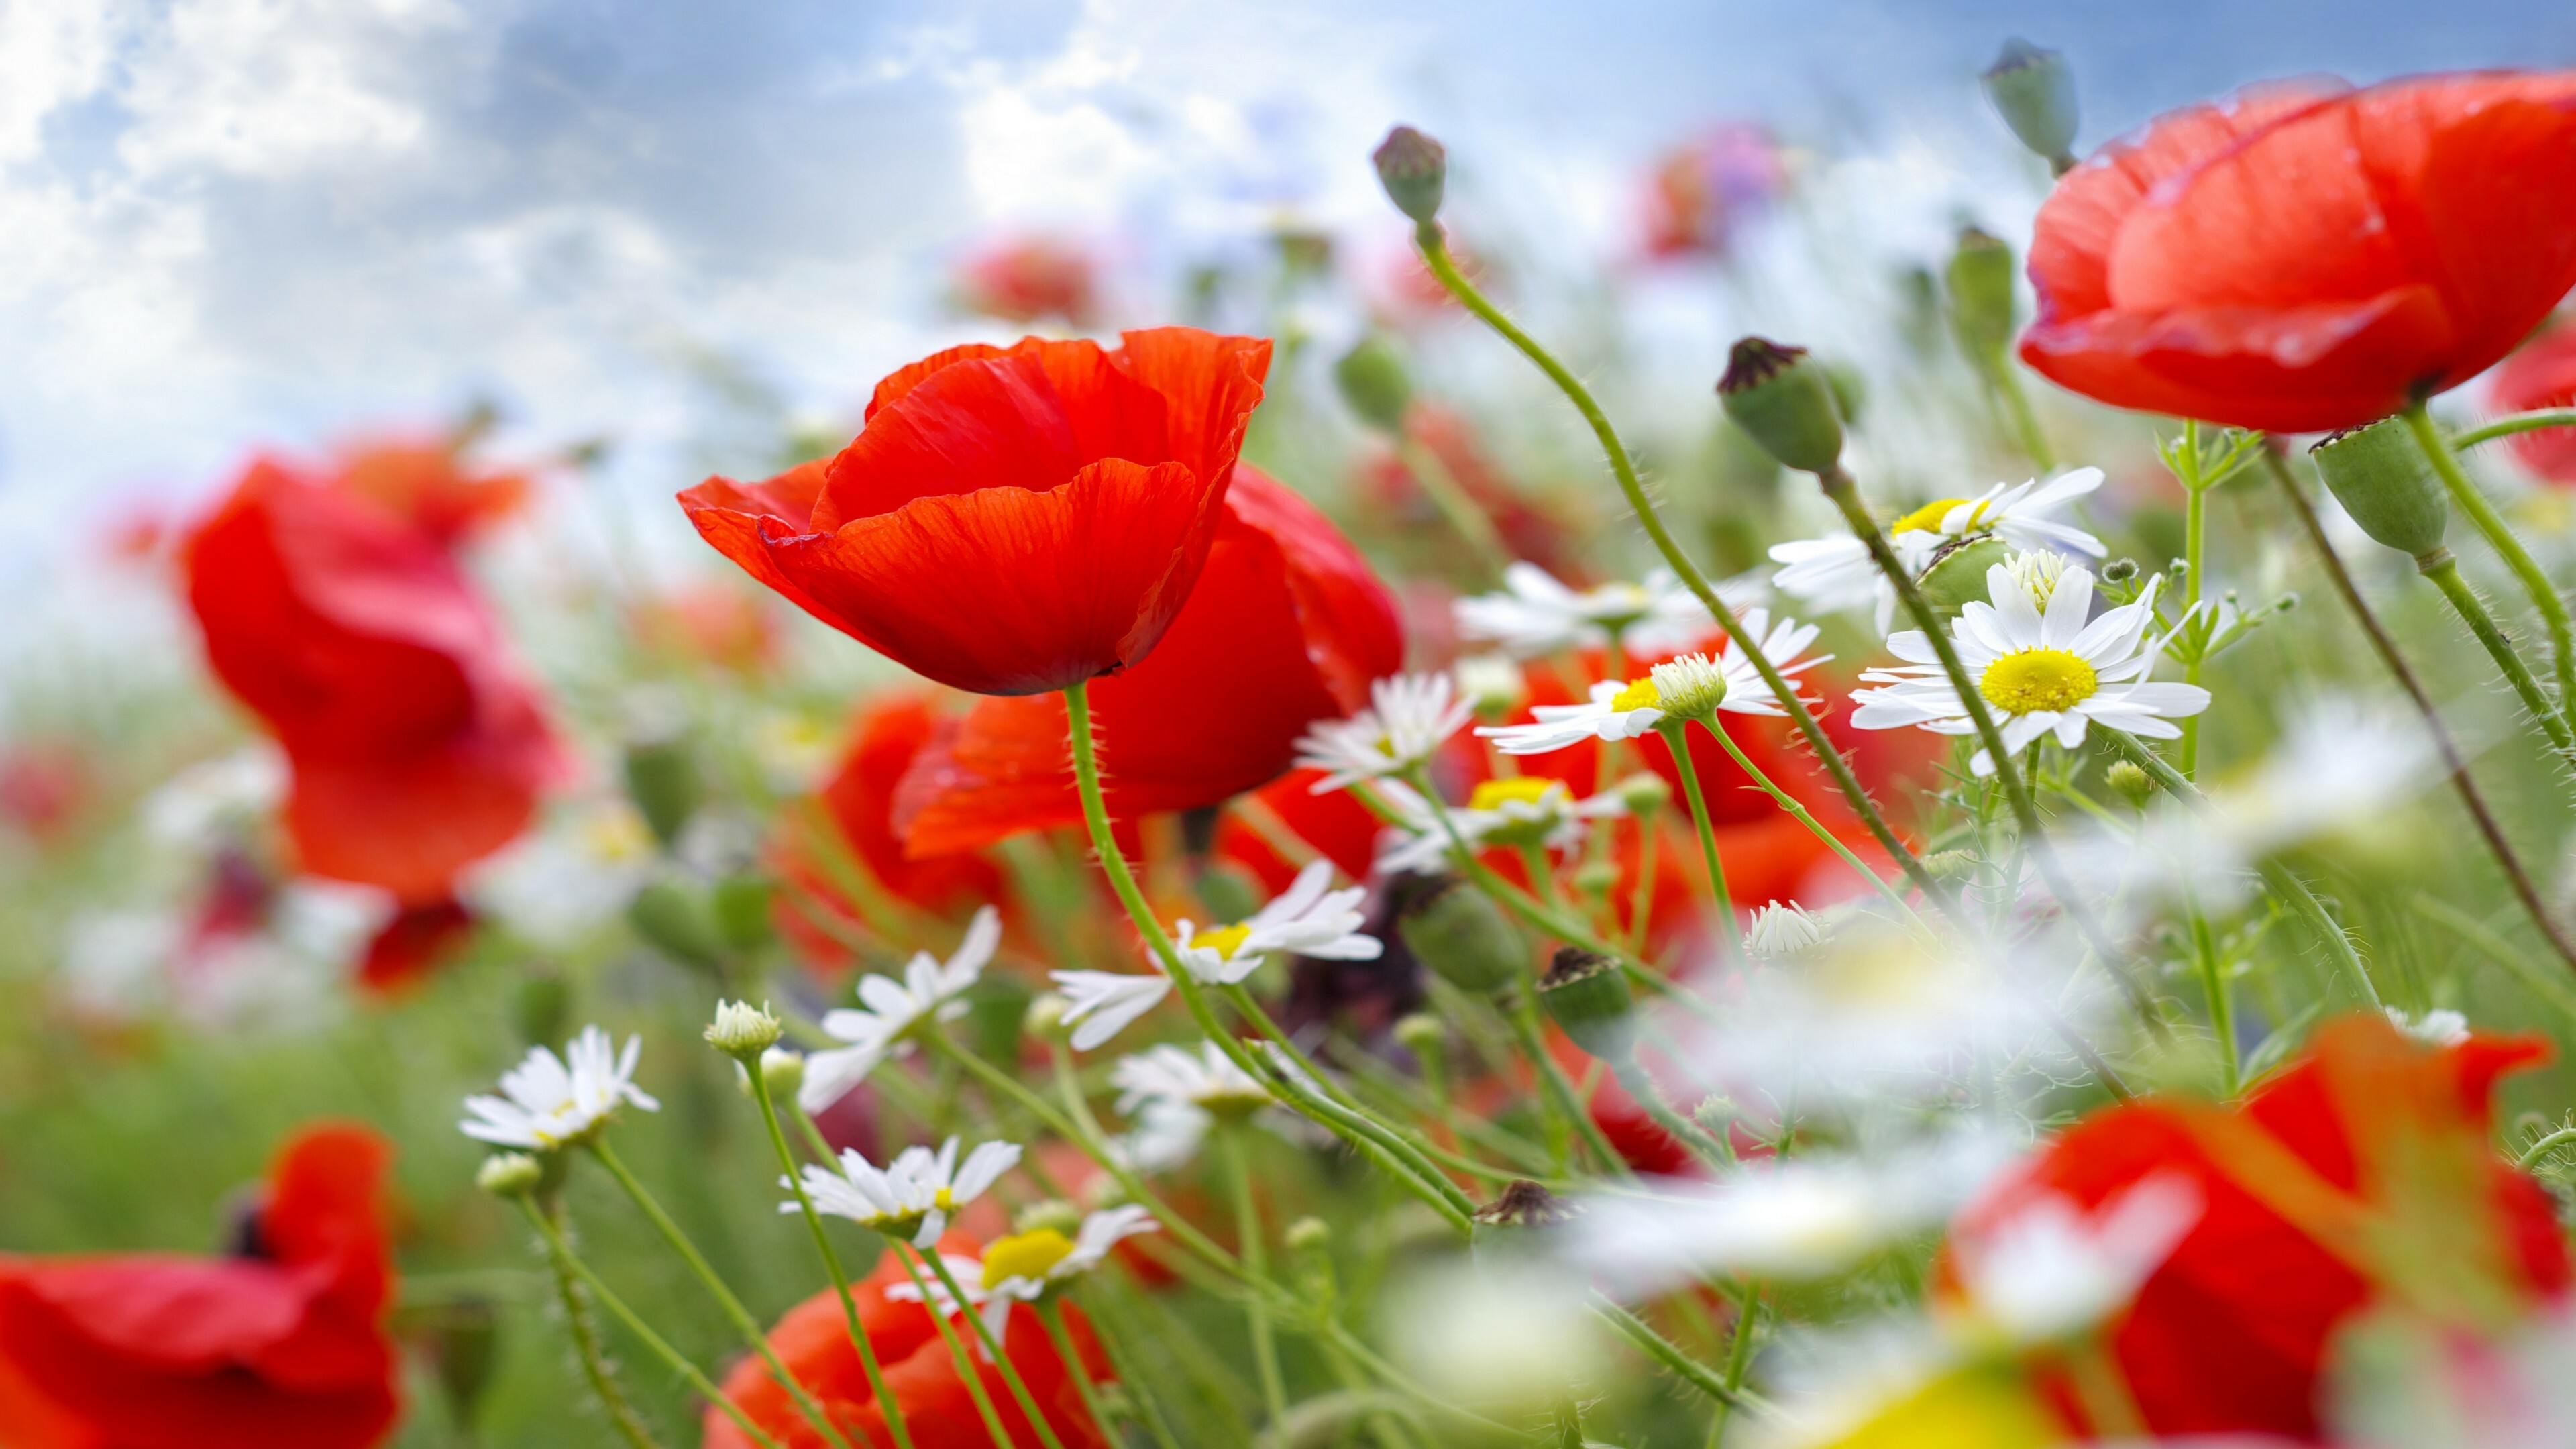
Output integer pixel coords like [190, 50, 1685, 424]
[1285, 1216, 1334, 1252]
[1719, 337, 1845, 476]
[1015, 1198, 1085, 1238]
[1373, 125, 1447, 225]
[622, 733, 702, 849]
[1024, 991, 1071, 1042]
[1455, 653, 1530, 721]
[1692, 1094, 1739, 1135]
[1921, 849, 1978, 881]
[705, 999, 782, 1058]
[1613, 771, 1672, 817]
[1947, 226, 2019, 362]
[1982, 38, 2080, 172]
[1538, 947, 1636, 1062]
[2310, 421, 2450, 561]
[1572, 857, 1620, 898]
[2101, 557, 2140, 584]
[1647, 653, 1729, 720]
[2105, 759, 2155, 808]
[627, 879, 722, 971]
[759, 1047, 805, 1097]
[1393, 1012, 1445, 1059]
[1397, 875, 1526, 996]
[476, 1152, 544, 1198]
[1744, 901, 1825, 959]
[1472, 1178, 1579, 1228]
[1335, 334, 1415, 435]
[1917, 536, 2014, 618]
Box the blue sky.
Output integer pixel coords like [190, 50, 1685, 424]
[1, 0, 2569, 533]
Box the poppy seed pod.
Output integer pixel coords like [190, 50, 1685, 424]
[623, 734, 701, 849]
[1335, 335, 1415, 435]
[1373, 125, 1447, 225]
[1982, 38, 2080, 167]
[1719, 338, 1845, 476]
[627, 879, 723, 969]
[2310, 422, 2450, 561]
[708, 874, 775, 954]
[1947, 227, 2019, 362]
[1396, 875, 1525, 995]
[1915, 536, 2015, 619]
[1538, 947, 1637, 1062]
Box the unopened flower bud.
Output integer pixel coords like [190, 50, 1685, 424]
[708, 875, 776, 955]
[704, 998, 782, 1057]
[759, 1047, 805, 1096]
[1571, 857, 1620, 898]
[1335, 335, 1415, 435]
[512, 970, 570, 1049]
[1191, 861, 1265, 932]
[425, 1296, 501, 1434]
[476, 1152, 544, 1198]
[1285, 1216, 1334, 1252]
[2105, 760, 2155, 808]
[1372, 125, 1447, 225]
[1982, 38, 2080, 170]
[1743, 901, 1825, 959]
[1916, 536, 2014, 619]
[622, 734, 702, 849]
[1455, 653, 1529, 721]
[1693, 1095, 1739, 1135]
[1025, 991, 1070, 1042]
[1613, 771, 1672, 817]
[1921, 849, 1978, 881]
[2101, 557, 2140, 584]
[627, 879, 722, 970]
[1538, 947, 1636, 1062]
[1946, 226, 2019, 362]
[1397, 876, 1526, 996]
[1718, 337, 1845, 476]
[2311, 421, 2450, 561]
[1472, 1179, 1578, 1228]
[1015, 1199, 1085, 1238]
[1646, 653, 1729, 720]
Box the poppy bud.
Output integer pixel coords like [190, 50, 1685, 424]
[1373, 125, 1447, 224]
[627, 879, 722, 969]
[1538, 947, 1636, 1062]
[2310, 421, 2450, 561]
[1982, 38, 2080, 170]
[511, 969, 570, 1047]
[1571, 857, 1620, 898]
[1024, 991, 1070, 1042]
[1192, 860, 1265, 932]
[623, 734, 701, 849]
[1397, 875, 1525, 995]
[964, 975, 1032, 1063]
[1335, 335, 1415, 435]
[708, 874, 775, 954]
[1719, 337, 1845, 476]
[1472, 1178, 1578, 1228]
[1916, 536, 2013, 618]
[1015, 1198, 1085, 1238]
[1946, 227, 2019, 362]
[426, 1295, 501, 1436]
[1285, 1215, 1334, 1252]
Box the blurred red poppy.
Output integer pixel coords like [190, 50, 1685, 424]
[632, 582, 780, 674]
[0, 1124, 399, 1449]
[703, 1231, 1112, 1449]
[2021, 72, 2576, 433]
[332, 439, 530, 549]
[1639, 123, 1788, 261]
[955, 235, 1101, 329]
[1358, 405, 1581, 576]
[1947, 1014, 2567, 1442]
[1217, 768, 1387, 892]
[679, 329, 1273, 697]
[2493, 317, 2576, 482]
[892, 467, 1401, 854]
[184, 460, 562, 908]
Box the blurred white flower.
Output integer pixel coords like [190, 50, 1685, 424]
[1769, 533, 1925, 635]
[1106, 1096, 1213, 1174]
[1050, 969, 1173, 1053]
[460, 1026, 660, 1150]
[1385, 1257, 1608, 1411]
[794, 1136, 1020, 1248]
[1051, 863, 1375, 1051]
[1941, 1174, 2200, 1349]
[462, 798, 656, 949]
[1452, 652, 1529, 718]
[2387, 1007, 2470, 1048]
[1454, 561, 1758, 658]
[1114, 1041, 1271, 1118]
[802, 906, 1000, 1111]
[142, 747, 286, 851]
[1477, 610, 1831, 756]
[1295, 674, 1472, 792]
[2206, 694, 2438, 857]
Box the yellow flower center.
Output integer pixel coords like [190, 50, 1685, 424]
[1891, 497, 1968, 535]
[981, 1228, 1077, 1289]
[1194, 922, 1254, 959]
[1469, 777, 1557, 812]
[1609, 676, 1660, 712]
[1978, 649, 2098, 714]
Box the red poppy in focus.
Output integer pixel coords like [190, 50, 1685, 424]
[1946, 1013, 2567, 1442]
[333, 440, 531, 549]
[703, 1232, 1112, 1449]
[955, 235, 1101, 329]
[891, 467, 1401, 854]
[679, 328, 1273, 697]
[184, 460, 563, 908]
[0, 1124, 400, 1449]
[2492, 317, 2576, 482]
[2021, 72, 2576, 433]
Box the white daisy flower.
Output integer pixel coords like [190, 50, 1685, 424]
[1113, 1041, 1273, 1118]
[1295, 674, 1474, 793]
[1941, 1175, 2200, 1350]
[1474, 609, 1831, 755]
[800, 906, 1000, 1112]
[1847, 561, 2208, 777]
[1455, 561, 1760, 659]
[1770, 468, 2106, 631]
[890, 1206, 1163, 1348]
[1106, 1096, 1214, 1173]
[1373, 776, 1627, 875]
[791, 1135, 1021, 1248]
[460, 1026, 661, 1150]
[1745, 900, 1826, 958]
[1049, 861, 1378, 1051]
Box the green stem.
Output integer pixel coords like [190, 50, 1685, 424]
[2519, 1126, 2576, 1170]
[585, 1140, 853, 1449]
[1610, 1057, 1732, 1169]
[1217, 982, 1476, 1202]
[1658, 721, 1738, 960]
[1588, 1293, 1773, 1418]
[1411, 224, 1957, 923]
[1990, 360, 2055, 471]
[1065, 1292, 1190, 1449]
[2420, 553, 2576, 760]
[2187, 885, 2238, 1097]
[1034, 1299, 1128, 1448]
[890, 1244, 1021, 1445]
[1222, 1126, 1293, 1434]
[2453, 408, 2576, 451]
[1505, 985, 1629, 1175]
[529, 1200, 665, 1449]
[2181, 422, 2207, 780]
[747, 1071, 913, 1449]
[519, 1198, 774, 1449]
[1706, 1287, 1766, 1446]
[1252, 1048, 1480, 1233]
[2404, 401, 2576, 732]
[1395, 433, 1512, 580]
[922, 1248, 1069, 1449]
[1698, 716, 1929, 933]
[1625, 805, 1663, 953]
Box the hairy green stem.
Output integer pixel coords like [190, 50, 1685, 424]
[2404, 402, 2576, 731]
[2420, 555, 2576, 760]
[2453, 408, 2576, 451]
[1395, 433, 1512, 579]
[887, 1244, 1020, 1446]
[1034, 1299, 1130, 1447]
[1658, 720, 1738, 959]
[529, 1199, 665, 1449]
[1698, 715, 1929, 932]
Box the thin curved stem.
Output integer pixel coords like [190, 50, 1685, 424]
[1587, 1293, 1776, 1419]
[2404, 402, 2576, 731]
[1657, 721, 1738, 961]
[529, 1200, 665, 1449]
[921, 1249, 1069, 1449]
[886, 1246, 1016, 1444]
[1222, 1126, 1293, 1434]
[1698, 716, 1929, 934]
[2420, 555, 2576, 761]
[1034, 1299, 1130, 1448]
[1395, 433, 1511, 579]
[2453, 409, 2576, 451]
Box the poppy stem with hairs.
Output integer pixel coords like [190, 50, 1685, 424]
[1692, 714, 1932, 938]
[2264, 442, 2576, 979]
[2402, 402, 2576, 734]
[1405, 221, 1962, 928]
[2453, 409, 2576, 451]
[1811, 463, 2165, 1036]
[2178, 420, 2209, 780]
[745, 1068, 916, 1449]
[583, 1138, 859, 1449]
[517, 1197, 779, 1449]
[920, 1247, 1071, 1449]
[1220, 1124, 1293, 1434]
[2418, 551, 2576, 763]
[1393, 432, 1512, 582]
[1655, 720, 1739, 966]
[886, 1244, 1020, 1448]
[527, 1197, 666, 1449]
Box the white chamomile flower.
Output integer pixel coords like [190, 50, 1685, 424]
[1746, 900, 1826, 958]
[1941, 1175, 2200, 1350]
[2387, 1006, 2469, 1047]
[1848, 561, 2208, 776]
[892, 1207, 1163, 1348]
[1474, 608, 1830, 755]
[1373, 776, 1627, 875]
[1771, 468, 2106, 631]
[1051, 862, 1379, 1051]
[800, 906, 1001, 1112]
[1454, 561, 1760, 658]
[460, 1025, 660, 1150]
[1295, 674, 1474, 792]
[1113, 1042, 1273, 1119]
[1107, 1096, 1214, 1173]
[791, 1135, 1021, 1248]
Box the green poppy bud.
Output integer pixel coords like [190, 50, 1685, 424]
[963, 975, 1033, 1065]
[1915, 536, 2014, 619]
[1373, 125, 1447, 225]
[1538, 947, 1636, 1063]
[708, 874, 775, 954]
[1335, 334, 1415, 435]
[2310, 421, 2449, 561]
[1946, 226, 2018, 362]
[623, 734, 701, 850]
[1397, 875, 1525, 996]
[426, 1295, 501, 1436]
[511, 969, 570, 1048]
[627, 879, 722, 970]
[1982, 39, 2080, 169]
[1718, 337, 1845, 476]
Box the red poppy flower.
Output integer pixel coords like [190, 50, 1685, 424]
[0, 1124, 400, 1449]
[890, 466, 1401, 854]
[955, 236, 1102, 329]
[2493, 317, 2576, 482]
[703, 1232, 1112, 1449]
[332, 439, 531, 549]
[184, 459, 563, 906]
[2021, 72, 2576, 433]
[356, 896, 476, 991]
[1216, 768, 1387, 892]
[1946, 1014, 2567, 1441]
[679, 329, 1273, 697]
